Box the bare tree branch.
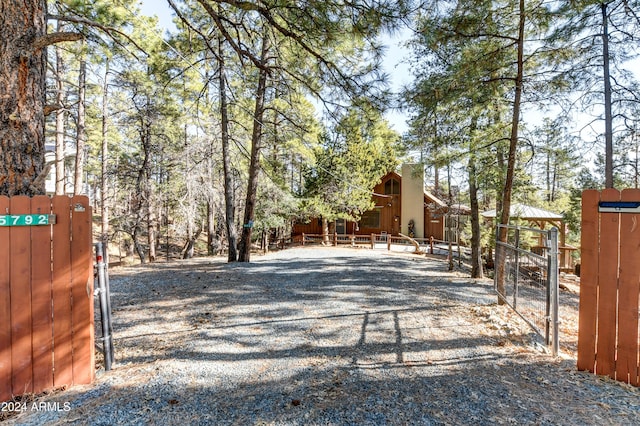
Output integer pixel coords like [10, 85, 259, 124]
[47, 14, 146, 57]
[33, 31, 83, 50]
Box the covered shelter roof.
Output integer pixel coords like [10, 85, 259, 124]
[481, 203, 563, 221]
[482, 203, 576, 272]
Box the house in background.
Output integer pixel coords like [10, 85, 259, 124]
[293, 164, 470, 242]
[44, 141, 76, 196]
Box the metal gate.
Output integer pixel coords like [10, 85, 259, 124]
[494, 224, 559, 355]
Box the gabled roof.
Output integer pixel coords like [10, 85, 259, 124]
[375, 170, 470, 213]
[481, 203, 563, 220]
[424, 189, 447, 208]
[372, 171, 401, 198]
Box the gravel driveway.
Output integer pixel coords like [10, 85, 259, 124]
[6, 247, 639, 425]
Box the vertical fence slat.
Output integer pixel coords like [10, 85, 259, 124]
[52, 196, 73, 387]
[30, 195, 54, 393]
[10, 196, 33, 396]
[0, 196, 11, 401]
[578, 190, 600, 372]
[70, 196, 94, 385]
[617, 189, 640, 385]
[596, 188, 621, 378]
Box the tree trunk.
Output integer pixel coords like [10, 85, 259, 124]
[181, 124, 192, 263]
[74, 46, 87, 195]
[133, 226, 146, 264]
[469, 152, 483, 279]
[263, 229, 269, 254]
[55, 41, 66, 195]
[207, 201, 216, 256]
[238, 35, 270, 262]
[433, 110, 440, 195]
[0, 0, 47, 196]
[496, 0, 526, 304]
[148, 213, 157, 262]
[142, 111, 155, 263]
[447, 152, 454, 271]
[206, 137, 216, 256]
[101, 59, 110, 264]
[545, 144, 551, 202]
[182, 227, 202, 259]
[601, 2, 614, 188]
[133, 103, 151, 263]
[219, 37, 238, 262]
[322, 217, 330, 245]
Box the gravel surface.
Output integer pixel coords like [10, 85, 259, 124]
[5, 246, 639, 425]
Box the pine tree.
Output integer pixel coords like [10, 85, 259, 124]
[550, 0, 640, 188]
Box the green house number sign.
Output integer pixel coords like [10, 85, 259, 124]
[0, 214, 56, 226]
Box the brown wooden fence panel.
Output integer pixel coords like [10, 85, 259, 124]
[30, 195, 54, 393]
[579, 189, 640, 386]
[0, 195, 94, 403]
[10, 196, 33, 396]
[51, 196, 74, 388]
[70, 195, 94, 385]
[577, 190, 599, 372]
[617, 189, 640, 386]
[0, 196, 11, 400]
[596, 188, 621, 378]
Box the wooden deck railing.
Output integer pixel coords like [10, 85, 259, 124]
[300, 233, 449, 254]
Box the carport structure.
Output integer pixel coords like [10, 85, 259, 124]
[482, 203, 577, 273]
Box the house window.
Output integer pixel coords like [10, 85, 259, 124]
[384, 178, 400, 195]
[360, 210, 381, 228]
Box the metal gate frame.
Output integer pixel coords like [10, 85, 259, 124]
[494, 224, 559, 356]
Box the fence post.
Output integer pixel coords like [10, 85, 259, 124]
[371, 233, 375, 249]
[95, 242, 114, 370]
[430, 236, 434, 254]
[333, 232, 337, 246]
[513, 227, 520, 309]
[548, 227, 559, 356]
[302, 233, 305, 246]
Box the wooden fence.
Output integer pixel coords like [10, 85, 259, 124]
[0, 195, 94, 402]
[578, 189, 640, 386]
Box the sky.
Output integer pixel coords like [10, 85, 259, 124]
[137, 0, 412, 133]
[138, 1, 640, 142]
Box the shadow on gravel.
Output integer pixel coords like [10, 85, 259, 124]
[118, 311, 496, 366]
[106, 252, 498, 366]
[10, 249, 640, 426]
[109, 254, 491, 312]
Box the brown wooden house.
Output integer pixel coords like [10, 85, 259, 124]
[293, 165, 468, 241]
